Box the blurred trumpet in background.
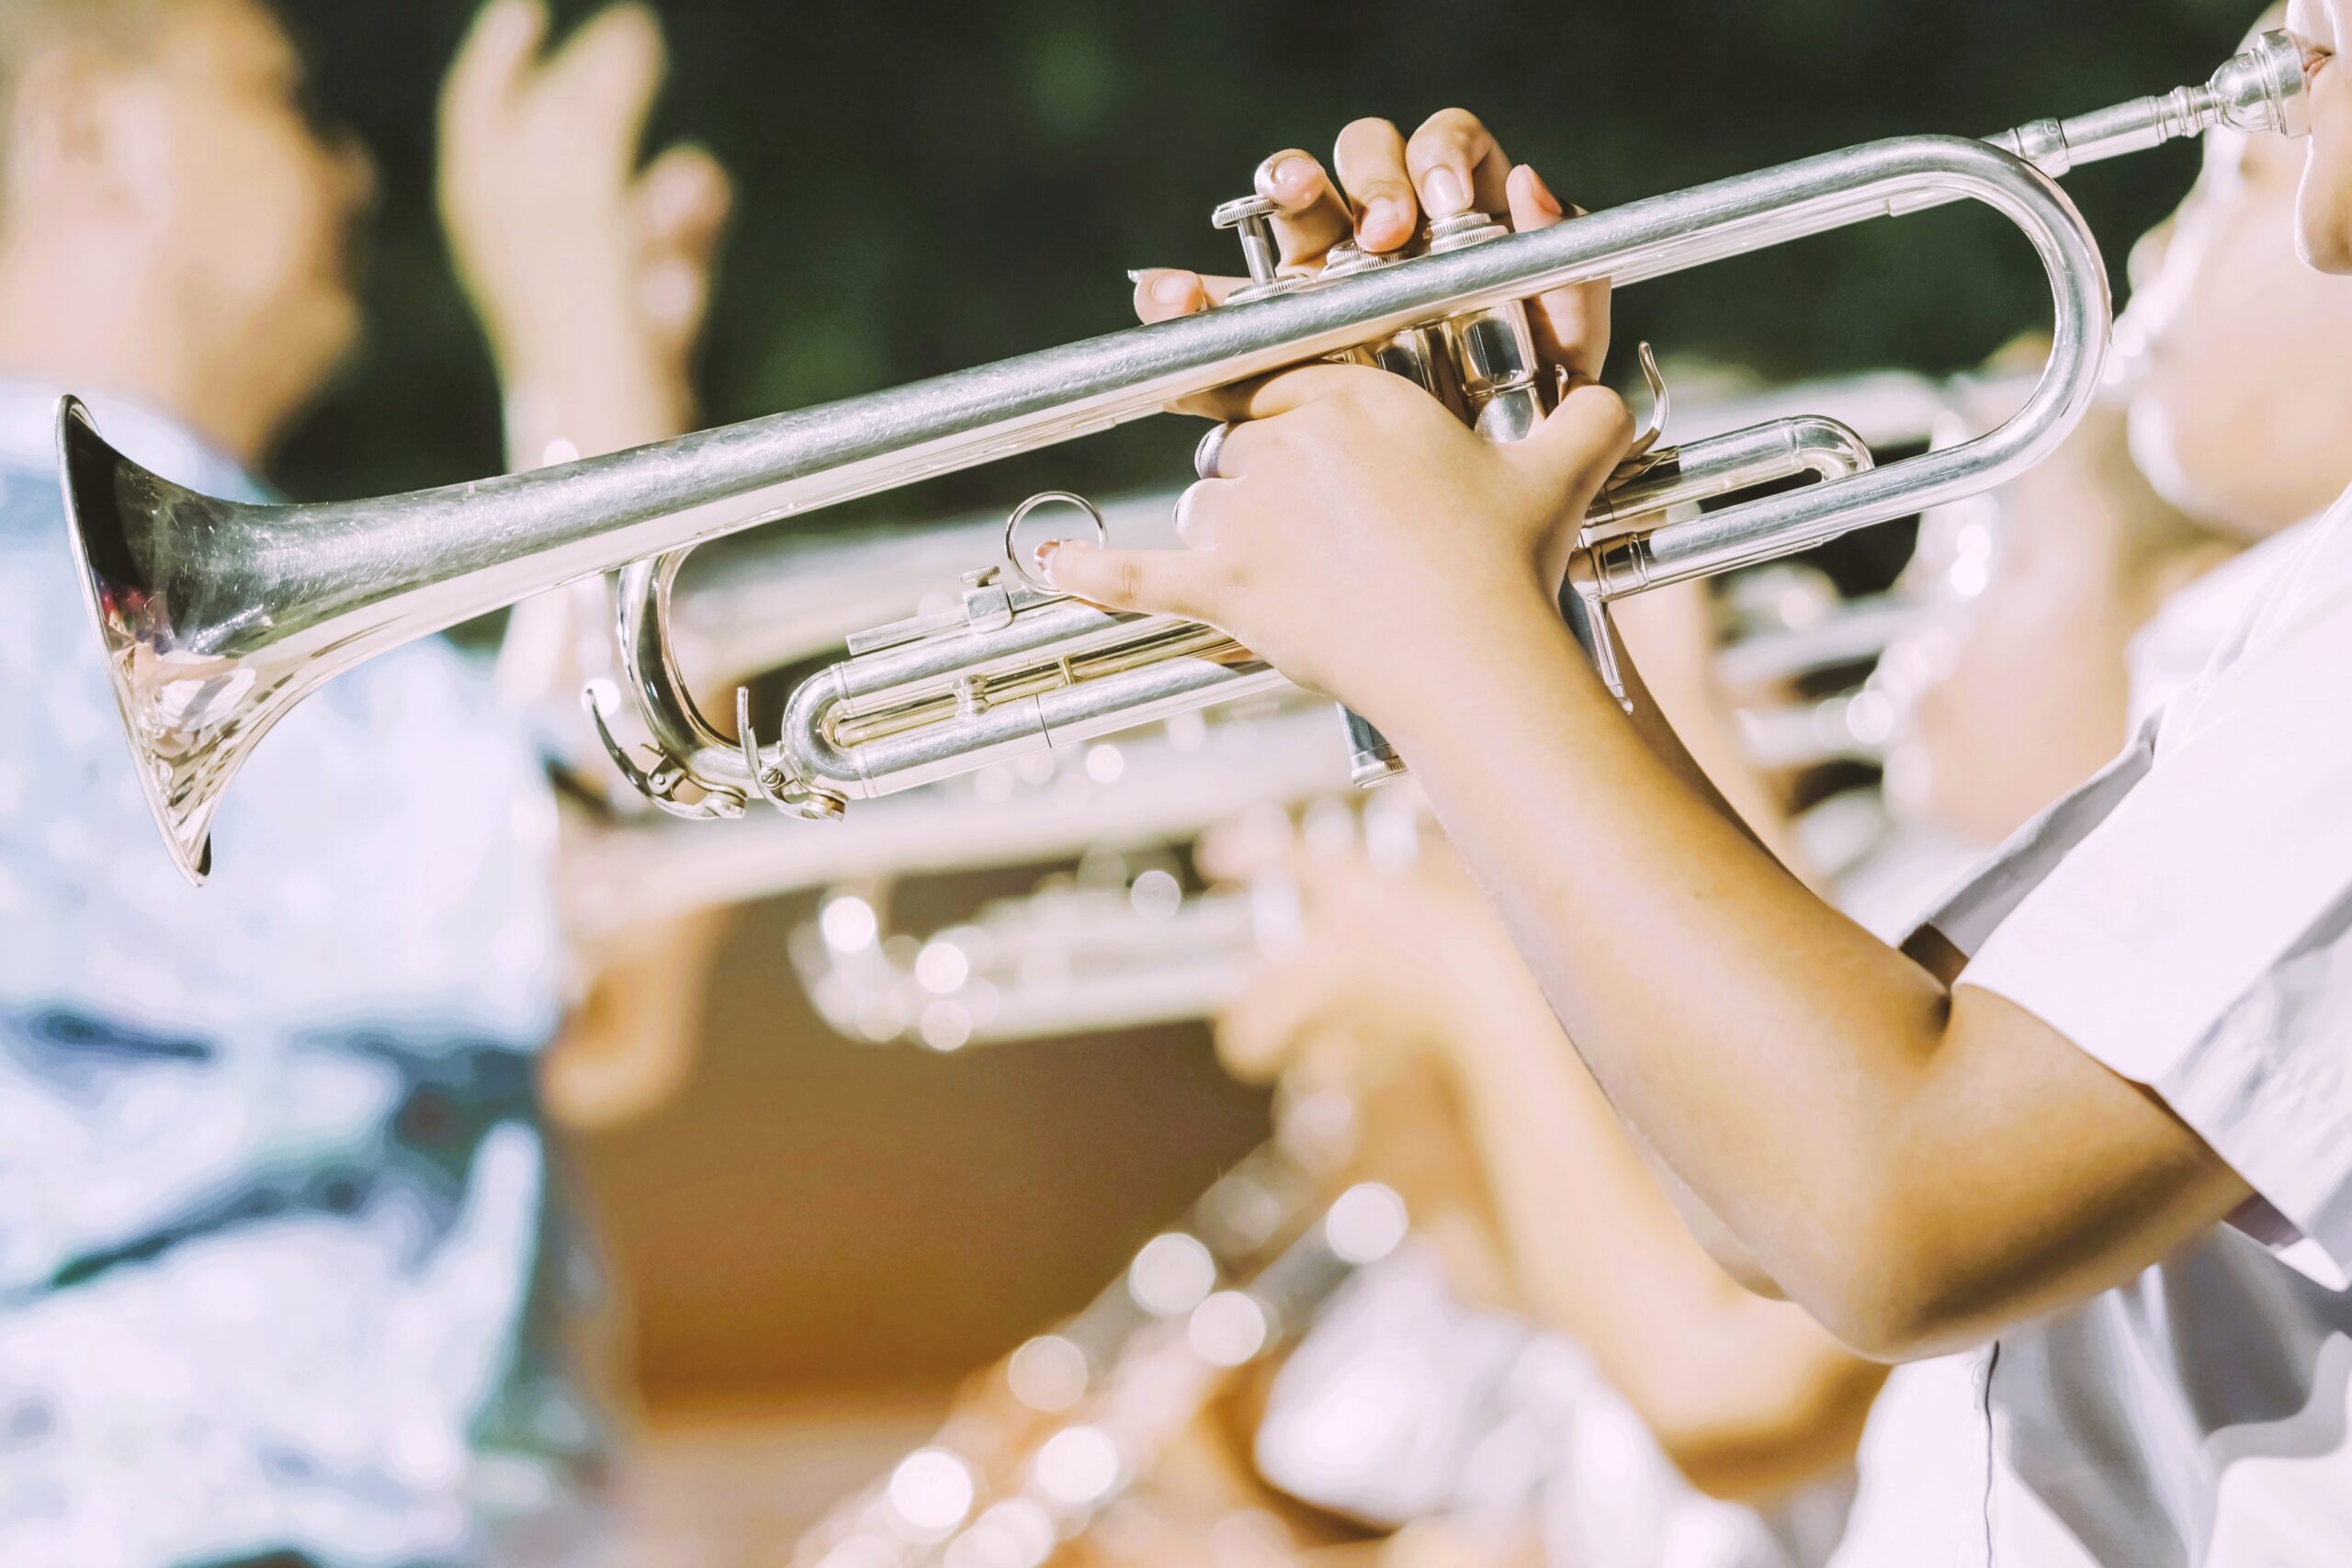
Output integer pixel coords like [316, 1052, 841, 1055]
[789, 864, 1265, 1054]
[788, 1136, 1408, 1568]
[555, 363, 2023, 950]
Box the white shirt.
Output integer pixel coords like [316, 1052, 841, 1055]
[1902, 493, 2352, 1566]
[2123, 515, 2320, 735]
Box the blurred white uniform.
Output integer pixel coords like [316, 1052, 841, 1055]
[0, 389, 590, 1568]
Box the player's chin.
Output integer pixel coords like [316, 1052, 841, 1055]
[2295, 196, 2352, 272]
[2297, 141, 2352, 272]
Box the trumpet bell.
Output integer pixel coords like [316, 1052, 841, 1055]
[58, 398, 318, 884]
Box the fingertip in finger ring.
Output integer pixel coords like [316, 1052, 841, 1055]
[1172, 482, 1213, 549]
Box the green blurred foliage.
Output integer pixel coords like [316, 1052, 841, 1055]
[275, 0, 2271, 519]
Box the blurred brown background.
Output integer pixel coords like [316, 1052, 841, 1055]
[574, 877, 1266, 1410]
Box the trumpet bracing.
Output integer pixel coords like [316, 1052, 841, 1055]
[60, 37, 2307, 880]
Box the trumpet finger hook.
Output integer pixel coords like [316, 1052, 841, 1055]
[1004, 491, 1108, 593]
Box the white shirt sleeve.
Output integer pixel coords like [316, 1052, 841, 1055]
[1917, 505, 2352, 1284]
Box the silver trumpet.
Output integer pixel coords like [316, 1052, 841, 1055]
[556, 362, 2005, 942]
[790, 1153, 1403, 1567]
[783, 791, 1416, 1052]
[1736, 690, 1905, 772]
[60, 38, 2306, 881]
[560, 701, 1347, 943]
[1713, 563, 1920, 693]
[785, 1134, 1329, 1568]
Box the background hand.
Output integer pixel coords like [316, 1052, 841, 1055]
[442, 0, 745, 1128]
[438, 0, 733, 465]
[1207, 829, 1539, 1091]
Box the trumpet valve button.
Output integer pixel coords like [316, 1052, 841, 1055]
[1318, 239, 1395, 279]
[1425, 209, 1510, 253]
[1212, 193, 1300, 299]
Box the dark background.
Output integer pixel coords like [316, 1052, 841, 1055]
[266, 0, 2276, 1406]
[278, 0, 2266, 511]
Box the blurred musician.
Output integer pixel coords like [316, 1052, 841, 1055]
[1190, 822, 1881, 1568]
[0, 2, 729, 1563]
[1832, 373, 2227, 929]
[1856, 62, 2352, 906]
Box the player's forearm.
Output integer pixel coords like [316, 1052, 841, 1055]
[1375, 592, 1962, 1348]
[1610, 586, 1807, 874]
[1446, 1001, 1878, 1495]
[1444, 985, 1715, 1342]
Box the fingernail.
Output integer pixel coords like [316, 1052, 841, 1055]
[1125, 269, 1147, 284]
[1524, 166, 1566, 219]
[1362, 197, 1411, 246]
[1150, 273, 1196, 307]
[1272, 156, 1318, 203]
[1033, 540, 1060, 587]
[1423, 166, 1469, 217]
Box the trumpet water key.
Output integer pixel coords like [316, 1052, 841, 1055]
[59, 36, 2308, 878]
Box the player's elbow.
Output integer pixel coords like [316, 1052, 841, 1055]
[1793, 1201, 2007, 1363]
[1816, 1292, 1977, 1364]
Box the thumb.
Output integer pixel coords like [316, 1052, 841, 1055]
[1520, 381, 1637, 504]
[634, 144, 732, 344]
[1037, 539, 1228, 622]
[636, 143, 733, 255]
